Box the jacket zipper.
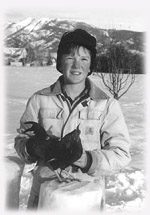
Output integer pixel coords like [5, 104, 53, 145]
[60, 94, 90, 138]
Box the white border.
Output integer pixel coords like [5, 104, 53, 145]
[1, 0, 149, 214]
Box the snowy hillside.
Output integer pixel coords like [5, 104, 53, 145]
[4, 18, 144, 52]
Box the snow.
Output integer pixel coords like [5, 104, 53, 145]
[103, 30, 110, 37]
[105, 170, 145, 213]
[127, 38, 134, 45]
[18, 167, 146, 212]
[17, 17, 33, 28]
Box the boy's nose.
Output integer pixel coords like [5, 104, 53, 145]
[72, 58, 80, 68]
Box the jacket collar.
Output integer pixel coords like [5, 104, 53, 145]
[36, 75, 109, 101]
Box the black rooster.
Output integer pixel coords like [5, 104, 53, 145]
[23, 121, 83, 177]
[24, 121, 59, 164]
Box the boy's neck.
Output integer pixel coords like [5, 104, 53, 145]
[63, 82, 85, 100]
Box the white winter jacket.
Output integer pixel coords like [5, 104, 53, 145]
[15, 76, 131, 209]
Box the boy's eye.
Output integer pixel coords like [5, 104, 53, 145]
[81, 58, 88, 61]
[66, 56, 73, 60]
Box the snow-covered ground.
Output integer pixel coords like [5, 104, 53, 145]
[4, 66, 146, 213]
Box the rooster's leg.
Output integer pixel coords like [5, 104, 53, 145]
[54, 170, 63, 182]
[59, 169, 81, 182]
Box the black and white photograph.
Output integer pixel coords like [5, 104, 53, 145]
[1, 0, 149, 214]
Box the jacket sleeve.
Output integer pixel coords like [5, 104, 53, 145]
[88, 98, 131, 176]
[14, 94, 40, 163]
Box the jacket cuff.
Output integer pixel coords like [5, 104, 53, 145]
[87, 151, 99, 175]
[80, 151, 93, 173]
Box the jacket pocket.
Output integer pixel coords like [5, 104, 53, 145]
[40, 108, 63, 119]
[79, 109, 102, 120]
[39, 108, 63, 137]
[79, 109, 102, 150]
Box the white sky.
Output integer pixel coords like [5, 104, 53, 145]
[1, 0, 149, 32]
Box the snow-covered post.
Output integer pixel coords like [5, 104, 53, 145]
[5, 156, 25, 208]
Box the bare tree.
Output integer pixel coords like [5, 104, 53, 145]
[96, 44, 135, 100]
[98, 70, 135, 100]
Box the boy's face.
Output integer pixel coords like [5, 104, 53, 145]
[60, 46, 91, 85]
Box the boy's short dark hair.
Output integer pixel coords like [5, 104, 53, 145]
[56, 29, 97, 75]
